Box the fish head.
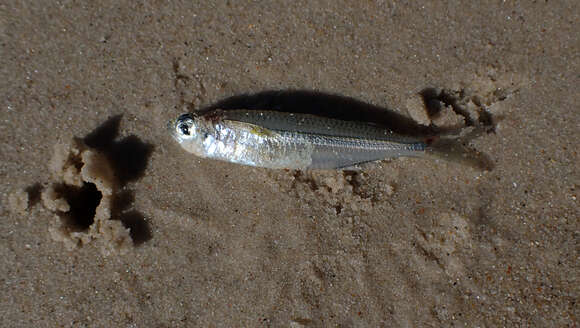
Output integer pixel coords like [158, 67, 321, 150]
[168, 113, 211, 156]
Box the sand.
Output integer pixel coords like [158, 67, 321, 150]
[1, 1, 578, 327]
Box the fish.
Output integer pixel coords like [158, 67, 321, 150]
[168, 109, 491, 170]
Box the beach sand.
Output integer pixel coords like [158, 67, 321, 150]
[1, 1, 578, 326]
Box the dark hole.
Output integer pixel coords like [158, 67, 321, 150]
[426, 99, 444, 116]
[67, 116, 155, 247]
[54, 182, 102, 231]
[419, 88, 445, 117]
[25, 183, 43, 206]
[335, 203, 343, 215]
[478, 109, 495, 130]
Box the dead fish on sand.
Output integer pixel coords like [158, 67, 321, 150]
[168, 109, 491, 170]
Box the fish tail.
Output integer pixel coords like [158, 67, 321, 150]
[422, 127, 494, 171]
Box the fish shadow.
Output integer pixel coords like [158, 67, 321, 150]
[202, 89, 448, 137]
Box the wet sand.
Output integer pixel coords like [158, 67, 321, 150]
[1, 1, 578, 326]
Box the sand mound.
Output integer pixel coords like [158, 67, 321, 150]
[41, 138, 132, 256]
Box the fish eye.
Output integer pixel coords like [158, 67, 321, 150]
[176, 115, 195, 138]
[178, 122, 190, 135]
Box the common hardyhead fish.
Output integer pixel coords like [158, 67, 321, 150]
[168, 109, 490, 170]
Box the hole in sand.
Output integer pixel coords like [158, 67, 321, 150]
[36, 115, 153, 254]
[25, 183, 43, 206]
[54, 182, 102, 231]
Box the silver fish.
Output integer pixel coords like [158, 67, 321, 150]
[168, 109, 488, 170]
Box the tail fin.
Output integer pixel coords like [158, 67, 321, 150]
[423, 127, 494, 171]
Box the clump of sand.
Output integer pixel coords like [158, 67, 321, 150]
[8, 189, 29, 215]
[405, 91, 465, 129]
[40, 138, 132, 256]
[405, 93, 432, 126]
[405, 70, 526, 130]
